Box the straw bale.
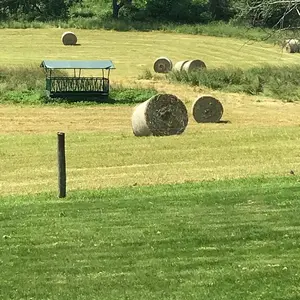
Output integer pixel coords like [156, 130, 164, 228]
[131, 94, 188, 137]
[182, 60, 206, 73]
[153, 57, 173, 73]
[284, 39, 300, 53]
[61, 32, 77, 46]
[192, 96, 223, 123]
[173, 60, 189, 72]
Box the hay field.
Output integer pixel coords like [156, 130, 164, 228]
[1, 29, 300, 195]
[1, 83, 300, 195]
[0, 28, 300, 79]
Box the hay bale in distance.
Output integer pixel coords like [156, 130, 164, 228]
[174, 60, 206, 73]
[173, 60, 189, 72]
[182, 60, 206, 72]
[192, 96, 223, 123]
[284, 39, 299, 53]
[131, 94, 188, 137]
[153, 57, 173, 73]
[61, 32, 77, 46]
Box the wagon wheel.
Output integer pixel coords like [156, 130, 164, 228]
[192, 96, 223, 123]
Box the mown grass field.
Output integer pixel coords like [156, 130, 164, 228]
[1, 28, 300, 199]
[1, 28, 300, 79]
[1, 28, 300, 299]
[1, 177, 300, 300]
[1, 83, 300, 195]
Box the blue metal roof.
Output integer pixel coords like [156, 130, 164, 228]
[40, 60, 115, 70]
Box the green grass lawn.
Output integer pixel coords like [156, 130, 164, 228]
[1, 176, 300, 299]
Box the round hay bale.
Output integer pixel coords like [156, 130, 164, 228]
[131, 94, 188, 137]
[182, 60, 206, 73]
[285, 39, 299, 45]
[285, 42, 298, 53]
[173, 60, 189, 72]
[192, 96, 223, 123]
[61, 32, 77, 46]
[153, 57, 173, 73]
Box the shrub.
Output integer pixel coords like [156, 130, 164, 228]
[110, 85, 158, 104]
[168, 65, 300, 101]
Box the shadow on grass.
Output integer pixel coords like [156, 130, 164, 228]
[43, 87, 159, 105]
[218, 120, 231, 124]
[42, 95, 149, 105]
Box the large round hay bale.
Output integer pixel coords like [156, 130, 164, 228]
[284, 39, 299, 53]
[61, 32, 77, 46]
[173, 60, 189, 72]
[192, 96, 223, 123]
[153, 57, 173, 73]
[131, 94, 188, 137]
[182, 60, 206, 72]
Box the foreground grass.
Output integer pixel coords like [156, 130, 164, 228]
[1, 176, 300, 299]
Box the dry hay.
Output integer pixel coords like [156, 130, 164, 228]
[174, 60, 206, 73]
[61, 32, 78, 46]
[182, 60, 206, 72]
[173, 60, 189, 72]
[192, 96, 223, 123]
[131, 94, 188, 137]
[284, 39, 300, 53]
[153, 57, 173, 73]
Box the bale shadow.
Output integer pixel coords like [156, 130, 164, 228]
[218, 120, 231, 124]
[42, 95, 116, 104]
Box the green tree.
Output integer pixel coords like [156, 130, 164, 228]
[233, 0, 300, 28]
[209, 0, 234, 21]
[112, 0, 132, 18]
[0, 0, 82, 21]
[145, 0, 211, 23]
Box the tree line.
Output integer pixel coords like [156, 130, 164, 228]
[1, 0, 300, 30]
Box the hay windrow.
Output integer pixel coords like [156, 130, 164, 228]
[192, 96, 223, 123]
[61, 32, 77, 46]
[131, 94, 188, 137]
[153, 57, 173, 73]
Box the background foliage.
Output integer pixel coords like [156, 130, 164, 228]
[3, 0, 296, 28]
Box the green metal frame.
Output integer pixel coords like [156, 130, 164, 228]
[40, 60, 115, 100]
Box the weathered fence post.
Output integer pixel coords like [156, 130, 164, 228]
[57, 132, 66, 198]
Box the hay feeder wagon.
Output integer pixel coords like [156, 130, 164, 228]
[40, 60, 115, 100]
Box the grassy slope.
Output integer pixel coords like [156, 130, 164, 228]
[0, 28, 299, 80]
[1, 176, 300, 299]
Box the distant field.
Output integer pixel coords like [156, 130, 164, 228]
[0, 28, 300, 80]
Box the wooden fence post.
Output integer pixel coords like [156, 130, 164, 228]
[57, 132, 66, 198]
